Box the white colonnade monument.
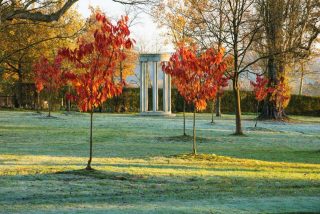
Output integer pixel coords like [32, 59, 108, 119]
[139, 53, 174, 116]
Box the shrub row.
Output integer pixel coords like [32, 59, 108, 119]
[103, 88, 320, 116]
[2, 87, 320, 116]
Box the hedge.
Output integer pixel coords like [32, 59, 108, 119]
[102, 88, 320, 116]
[2, 86, 319, 116]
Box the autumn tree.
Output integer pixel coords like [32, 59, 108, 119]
[60, 12, 134, 170]
[0, 8, 84, 107]
[33, 56, 65, 117]
[163, 44, 227, 155]
[257, 0, 320, 119]
[157, 0, 262, 135]
[250, 75, 273, 127]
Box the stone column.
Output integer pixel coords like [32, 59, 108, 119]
[140, 62, 144, 112]
[152, 62, 158, 112]
[168, 75, 171, 112]
[156, 63, 159, 110]
[163, 72, 168, 113]
[144, 62, 149, 112]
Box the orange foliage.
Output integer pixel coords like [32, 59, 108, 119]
[33, 55, 65, 95]
[162, 44, 228, 111]
[271, 78, 291, 109]
[59, 12, 134, 112]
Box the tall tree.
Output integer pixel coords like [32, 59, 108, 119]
[60, 12, 134, 170]
[195, 0, 261, 135]
[257, 0, 320, 119]
[0, 8, 84, 107]
[158, 0, 263, 135]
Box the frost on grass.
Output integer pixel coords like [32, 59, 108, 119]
[0, 111, 319, 213]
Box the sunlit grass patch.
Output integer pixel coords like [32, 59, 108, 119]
[0, 111, 319, 213]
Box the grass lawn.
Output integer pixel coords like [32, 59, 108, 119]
[0, 111, 319, 213]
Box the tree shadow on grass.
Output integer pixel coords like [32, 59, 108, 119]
[56, 169, 148, 181]
[1, 167, 320, 214]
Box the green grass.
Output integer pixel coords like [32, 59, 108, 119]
[0, 111, 319, 213]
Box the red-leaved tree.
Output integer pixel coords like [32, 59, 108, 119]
[163, 44, 227, 155]
[210, 77, 229, 124]
[60, 12, 134, 170]
[34, 55, 65, 117]
[250, 75, 273, 127]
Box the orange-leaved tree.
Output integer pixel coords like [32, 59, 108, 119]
[59, 12, 134, 170]
[269, 77, 291, 120]
[33, 55, 65, 117]
[163, 44, 227, 155]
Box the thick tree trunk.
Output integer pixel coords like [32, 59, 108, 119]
[260, 2, 289, 120]
[183, 100, 186, 136]
[260, 98, 287, 120]
[233, 79, 243, 135]
[86, 110, 94, 170]
[259, 57, 287, 120]
[215, 94, 221, 117]
[192, 109, 196, 155]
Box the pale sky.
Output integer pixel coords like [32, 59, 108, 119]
[75, 0, 173, 53]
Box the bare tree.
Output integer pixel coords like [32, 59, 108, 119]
[188, 0, 263, 135]
[155, 0, 265, 135]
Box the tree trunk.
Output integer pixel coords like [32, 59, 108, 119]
[192, 109, 196, 155]
[16, 64, 23, 108]
[233, 80, 243, 135]
[260, 2, 288, 120]
[260, 98, 287, 120]
[86, 110, 94, 170]
[37, 92, 40, 113]
[211, 99, 215, 124]
[183, 100, 186, 136]
[48, 93, 51, 117]
[67, 85, 71, 112]
[255, 101, 259, 128]
[299, 65, 304, 96]
[259, 57, 287, 120]
[120, 62, 126, 112]
[215, 94, 221, 117]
